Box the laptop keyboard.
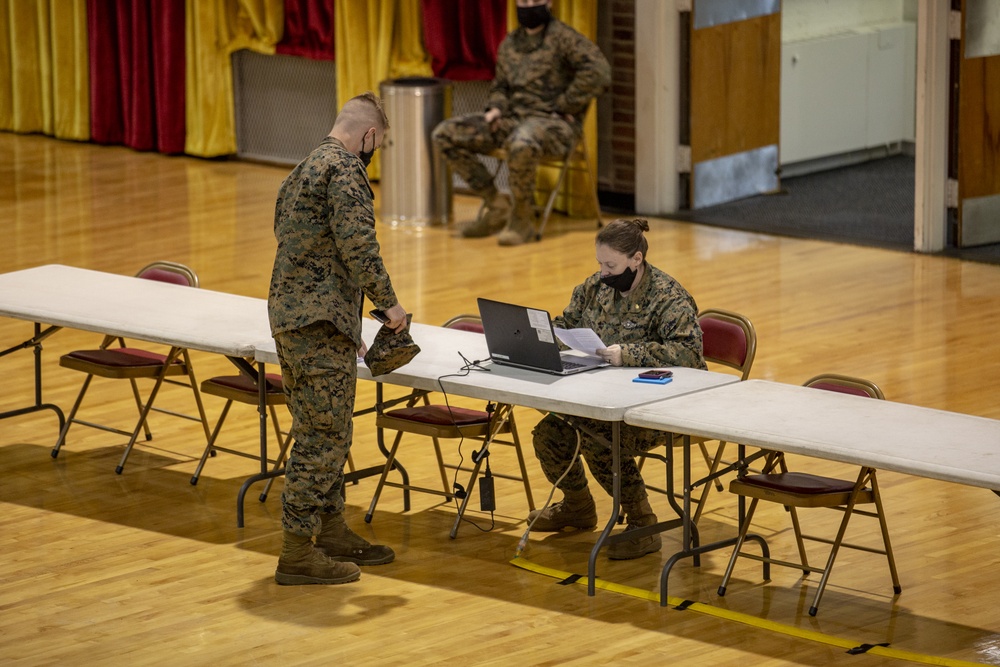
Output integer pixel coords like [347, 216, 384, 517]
[561, 359, 586, 370]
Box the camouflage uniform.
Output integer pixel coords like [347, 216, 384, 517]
[268, 136, 398, 537]
[533, 265, 707, 506]
[432, 19, 611, 231]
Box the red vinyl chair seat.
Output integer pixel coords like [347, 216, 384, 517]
[66, 348, 178, 368]
[739, 472, 858, 495]
[384, 405, 490, 427]
[203, 373, 284, 396]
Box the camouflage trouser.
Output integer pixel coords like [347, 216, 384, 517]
[274, 320, 357, 536]
[532, 413, 664, 506]
[432, 113, 576, 221]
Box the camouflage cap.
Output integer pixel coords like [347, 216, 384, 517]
[364, 321, 420, 376]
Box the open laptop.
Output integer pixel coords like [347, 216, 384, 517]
[477, 297, 608, 376]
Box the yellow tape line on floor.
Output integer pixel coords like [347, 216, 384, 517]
[510, 557, 982, 667]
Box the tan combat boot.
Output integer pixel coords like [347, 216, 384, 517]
[274, 531, 361, 585]
[497, 205, 536, 246]
[315, 513, 395, 565]
[607, 497, 662, 560]
[461, 192, 511, 238]
[526, 487, 598, 531]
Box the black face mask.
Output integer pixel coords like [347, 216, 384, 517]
[517, 5, 551, 30]
[600, 266, 637, 293]
[359, 132, 375, 168]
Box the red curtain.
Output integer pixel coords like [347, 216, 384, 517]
[87, 0, 185, 153]
[420, 0, 507, 81]
[276, 0, 335, 61]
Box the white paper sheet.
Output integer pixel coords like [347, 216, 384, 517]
[554, 327, 606, 356]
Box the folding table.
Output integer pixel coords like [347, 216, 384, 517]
[0, 264, 276, 512]
[624, 379, 1000, 605]
[257, 321, 738, 593]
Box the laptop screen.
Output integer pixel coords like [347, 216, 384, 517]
[477, 298, 565, 372]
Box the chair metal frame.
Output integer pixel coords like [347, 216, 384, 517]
[639, 308, 758, 524]
[51, 261, 211, 474]
[190, 370, 292, 501]
[192, 367, 358, 509]
[477, 118, 603, 242]
[364, 315, 535, 538]
[717, 374, 902, 616]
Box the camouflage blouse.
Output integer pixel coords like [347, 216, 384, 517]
[554, 264, 707, 369]
[488, 19, 611, 129]
[268, 137, 397, 347]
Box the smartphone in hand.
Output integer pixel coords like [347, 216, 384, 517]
[370, 310, 412, 329]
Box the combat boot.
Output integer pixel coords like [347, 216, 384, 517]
[497, 208, 536, 246]
[461, 192, 511, 238]
[526, 488, 598, 531]
[274, 531, 361, 585]
[607, 497, 662, 560]
[315, 513, 395, 565]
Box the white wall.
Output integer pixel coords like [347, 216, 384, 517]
[782, 0, 906, 41]
[780, 0, 916, 169]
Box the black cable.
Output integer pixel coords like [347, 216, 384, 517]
[432, 352, 498, 532]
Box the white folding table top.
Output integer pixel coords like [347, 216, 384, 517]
[0, 264, 270, 357]
[625, 379, 1000, 490]
[255, 319, 739, 421]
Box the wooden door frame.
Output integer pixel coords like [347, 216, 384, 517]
[914, 0, 951, 253]
[634, 0, 681, 215]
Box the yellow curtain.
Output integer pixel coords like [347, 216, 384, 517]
[508, 0, 600, 217]
[51, 0, 89, 139]
[185, 0, 283, 157]
[0, 0, 89, 139]
[387, 0, 431, 80]
[334, 0, 431, 180]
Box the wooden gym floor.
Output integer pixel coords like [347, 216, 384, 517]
[1, 132, 999, 666]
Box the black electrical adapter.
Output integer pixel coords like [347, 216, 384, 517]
[479, 472, 496, 512]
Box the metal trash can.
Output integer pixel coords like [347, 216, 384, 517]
[379, 77, 453, 226]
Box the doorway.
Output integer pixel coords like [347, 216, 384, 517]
[679, 0, 922, 254]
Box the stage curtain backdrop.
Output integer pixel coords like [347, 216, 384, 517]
[185, 0, 282, 157]
[0, 0, 89, 139]
[420, 0, 506, 81]
[88, 0, 186, 153]
[508, 0, 600, 217]
[334, 0, 431, 180]
[276, 0, 334, 60]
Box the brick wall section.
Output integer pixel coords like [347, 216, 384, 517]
[599, 0, 636, 197]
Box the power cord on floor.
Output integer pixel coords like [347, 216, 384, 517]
[515, 428, 583, 558]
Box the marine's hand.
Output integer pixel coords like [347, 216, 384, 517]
[357, 342, 368, 357]
[484, 108, 501, 130]
[383, 303, 408, 333]
[597, 345, 622, 366]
